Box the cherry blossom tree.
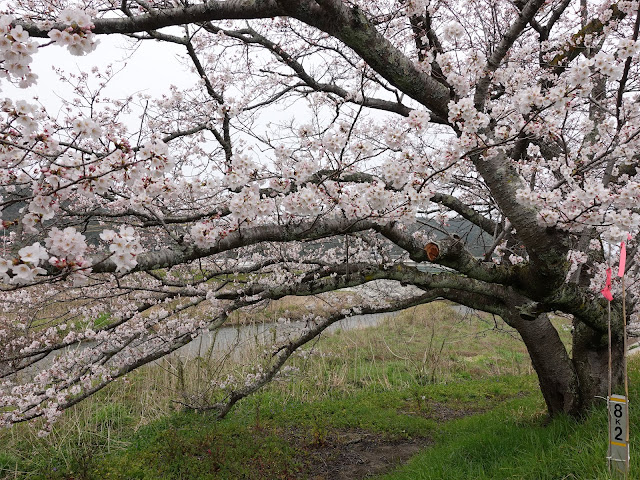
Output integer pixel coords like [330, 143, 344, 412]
[1, 0, 640, 430]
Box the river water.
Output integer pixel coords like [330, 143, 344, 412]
[13, 311, 398, 380]
[174, 311, 398, 361]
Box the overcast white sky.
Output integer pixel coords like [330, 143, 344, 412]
[9, 34, 194, 112]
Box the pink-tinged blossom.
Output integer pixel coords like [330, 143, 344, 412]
[229, 185, 261, 222]
[58, 9, 93, 29]
[291, 159, 319, 183]
[100, 226, 142, 273]
[366, 182, 393, 212]
[47, 9, 97, 56]
[402, 0, 429, 17]
[405, 110, 431, 130]
[28, 195, 57, 221]
[71, 117, 102, 138]
[381, 158, 409, 189]
[282, 184, 324, 216]
[0, 16, 38, 87]
[447, 97, 489, 132]
[45, 227, 90, 269]
[383, 125, 404, 149]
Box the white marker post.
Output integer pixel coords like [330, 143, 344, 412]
[609, 394, 629, 477]
[605, 236, 632, 477]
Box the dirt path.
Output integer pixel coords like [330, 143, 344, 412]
[300, 430, 431, 480]
[285, 399, 483, 480]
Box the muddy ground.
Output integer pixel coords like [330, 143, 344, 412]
[298, 430, 431, 480]
[287, 401, 479, 480]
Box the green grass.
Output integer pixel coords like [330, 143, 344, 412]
[377, 356, 640, 480]
[0, 302, 635, 479]
[98, 412, 304, 480]
[376, 395, 637, 480]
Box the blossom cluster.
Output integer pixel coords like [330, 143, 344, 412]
[225, 152, 256, 189]
[0, 16, 38, 88]
[189, 219, 239, 249]
[71, 116, 102, 138]
[139, 139, 173, 176]
[365, 182, 393, 211]
[565, 249, 589, 282]
[2, 98, 41, 138]
[229, 185, 262, 222]
[515, 176, 640, 240]
[405, 110, 431, 131]
[0, 243, 47, 284]
[381, 158, 409, 188]
[288, 158, 319, 183]
[99, 226, 143, 273]
[47, 9, 98, 56]
[282, 184, 324, 216]
[46, 227, 92, 284]
[447, 97, 489, 133]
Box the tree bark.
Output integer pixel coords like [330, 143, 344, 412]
[509, 313, 581, 417]
[508, 312, 625, 418]
[572, 319, 625, 411]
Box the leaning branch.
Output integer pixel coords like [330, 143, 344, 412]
[274, 0, 451, 121]
[18, 0, 285, 36]
[211, 290, 442, 418]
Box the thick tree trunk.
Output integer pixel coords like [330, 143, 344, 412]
[510, 313, 582, 417]
[510, 313, 625, 418]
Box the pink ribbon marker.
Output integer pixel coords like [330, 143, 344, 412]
[618, 233, 633, 277]
[618, 241, 627, 278]
[601, 267, 613, 301]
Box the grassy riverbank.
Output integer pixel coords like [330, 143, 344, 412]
[1, 302, 637, 479]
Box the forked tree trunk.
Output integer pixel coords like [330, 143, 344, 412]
[510, 313, 625, 418]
